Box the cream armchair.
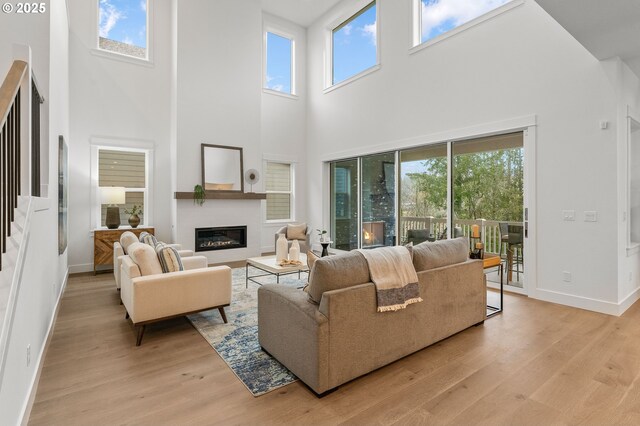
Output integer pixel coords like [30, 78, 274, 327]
[120, 245, 232, 346]
[274, 223, 311, 254]
[113, 232, 194, 290]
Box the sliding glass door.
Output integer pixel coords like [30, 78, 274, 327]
[330, 160, 359, 251]
[399, 144, 448, 245]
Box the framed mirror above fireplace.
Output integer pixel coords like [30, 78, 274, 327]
[201, 144, 244, 192]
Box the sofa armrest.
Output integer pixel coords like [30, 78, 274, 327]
[258, 285, 329, 393]
[177, 249, 194, 257]
[166, 243, 182, 250]
[182, 255, 207, 270]
[127, 266, 232, 323]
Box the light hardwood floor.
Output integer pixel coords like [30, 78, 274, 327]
[29, 272, 640, 425]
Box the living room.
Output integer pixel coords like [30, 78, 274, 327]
[1, 0, 640, 424]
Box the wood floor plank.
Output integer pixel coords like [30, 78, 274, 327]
[28, 273, 640, 425]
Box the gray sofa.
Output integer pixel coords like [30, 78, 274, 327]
[258, 237, 486, 395]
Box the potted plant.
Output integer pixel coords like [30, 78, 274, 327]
[124, 205, 142, 228]
[193, 184, 205, 206]
[316, 229, 328, 242]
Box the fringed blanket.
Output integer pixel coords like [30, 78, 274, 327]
[357, 246, 422, 312]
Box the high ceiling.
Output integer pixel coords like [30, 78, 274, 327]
[535, 0, 640, 77]
[261, 0, 342, 27]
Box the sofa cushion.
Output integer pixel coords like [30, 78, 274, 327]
[306, 251, 370, 304]
[139, 231, 158, 247]
[412, 237, 469, 272]
[120, 231, 139, 254]
[128, 242, 163, 276]
[287, 223, 307, 240]
[155, 243, 184, 273]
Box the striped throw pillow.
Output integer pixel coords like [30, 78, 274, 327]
[155, 243, 184, 273]
[139, 231, 158, 247]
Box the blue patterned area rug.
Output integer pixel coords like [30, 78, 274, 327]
[187, 267, 305, 397]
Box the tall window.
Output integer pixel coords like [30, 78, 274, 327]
[417, 0, 512, 45]
[98, 0, 149, 59]
[332, 1, 377, 85]
[630, 118, 640, 246]
[98, 148, 148, 227]
[266, 162, 293, 221]
[265, 31, 294, 95]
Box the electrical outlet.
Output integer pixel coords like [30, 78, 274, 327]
[584, 211, 597, 222]
[562, 210, 575, 221]
[563, 271, 572, 282]
[27, 344, 31, 367]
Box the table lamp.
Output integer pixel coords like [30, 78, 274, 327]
[100, 186, 126, 229]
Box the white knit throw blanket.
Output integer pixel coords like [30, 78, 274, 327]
[357, 246, 422, 312]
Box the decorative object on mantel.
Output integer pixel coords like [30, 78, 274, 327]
[244, 168, 260, 193]
[193, 184, 205, 206]
[100, 186, 126, 229]
[289, 239, 300, 262]
[124, 204, 142, 228]
[275, 233, 288, 262]
[316, 229, 328, 243]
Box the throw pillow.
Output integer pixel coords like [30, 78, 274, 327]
[405, 241, 414, 260]
[128, 242, 163, 276]
[305, 251, 371, 304]
[120, 231, 138, 254]
[139, 231, 158, 247]
[303, 250, 320, 299]
[155, 243, 184, 273]
[287, 223, 307, 240]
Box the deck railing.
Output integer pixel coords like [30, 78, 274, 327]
[400, 216, 522, 254]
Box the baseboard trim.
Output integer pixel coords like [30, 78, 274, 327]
[532, 288, 619, 316]
[618, 286, 640, 316]
[69, 263, 93, 274]
[20, 269, 69, 425]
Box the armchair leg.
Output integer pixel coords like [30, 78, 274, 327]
[218, 307, 228, 324]
[136, 325, 146, 346]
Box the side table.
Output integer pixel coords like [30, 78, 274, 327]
[320, 241, 333, 257]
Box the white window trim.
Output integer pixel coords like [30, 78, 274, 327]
[263, 25, 297, 98]
[93, 0, 154, 66]
[263, 157, 296, 224]
[627, 105, 640, 255]
[90, 137, 155, 230]
[410, 0, 524, 55]
[323, 0, 381, 92]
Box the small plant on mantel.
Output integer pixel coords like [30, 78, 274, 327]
[193, 184, 205, 206]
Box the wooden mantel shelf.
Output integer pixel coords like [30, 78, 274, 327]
[174, 191, 267, 200]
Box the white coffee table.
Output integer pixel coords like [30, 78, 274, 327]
[245, 253, 309, 288]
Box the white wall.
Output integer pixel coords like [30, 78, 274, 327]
[67, 0, 173, 272]
[306, 0, 620, 313]
[0, 0, 69, 423]
[260, 13, 308, 252]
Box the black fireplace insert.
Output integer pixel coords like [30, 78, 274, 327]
[195, 226, 247, 252]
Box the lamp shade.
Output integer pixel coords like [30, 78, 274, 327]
[100, 186, 126, 205]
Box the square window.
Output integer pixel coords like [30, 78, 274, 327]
[265, 32, 293, 94]
[98, 0, 148, 59]
[419, 0, 513, 44]
[332, 1, 377, 85]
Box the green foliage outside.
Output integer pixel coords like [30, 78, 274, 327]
[403, 148, 523, 221]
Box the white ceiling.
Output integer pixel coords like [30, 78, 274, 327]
[261, 0, 343, 27]
[535, 0, 640, 77]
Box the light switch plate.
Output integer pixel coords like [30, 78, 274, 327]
[584, 211, 597, 222]
[562, 210, 575, 221]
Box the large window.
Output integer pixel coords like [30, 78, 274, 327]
[266, 162, 294, 221]
[265, 31, 294, 95]
[416, 0, 513, 45]
[98, 148, 149, 227]
[332, 1, 378, 85]
[98, 0, 149, 60]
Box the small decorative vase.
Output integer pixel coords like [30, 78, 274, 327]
[276, 233, 288, 262]
[289, 240, 300, 262]
[128, 214, 140, 228]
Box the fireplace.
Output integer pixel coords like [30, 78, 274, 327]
[195, 226, 247, 252]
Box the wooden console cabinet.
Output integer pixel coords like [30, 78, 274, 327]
[93, 227, 155, 274]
